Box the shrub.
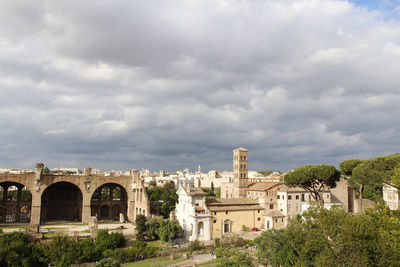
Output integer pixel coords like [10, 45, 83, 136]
[214, 238, 221, 248]
[188, 240, 204, 253]
[95, 257, 121, 267]
[135, 215, 147, 241]
[96, 230, 125, 251]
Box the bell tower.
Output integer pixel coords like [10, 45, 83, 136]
[233, 147, 248, 198]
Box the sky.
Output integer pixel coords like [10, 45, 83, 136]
[1, 0, 400, 173]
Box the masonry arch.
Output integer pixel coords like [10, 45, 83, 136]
[0, 181, 32, 223]
[41, 182, 82, 223]
[91, 183, 127, 221]
[198, 221, 204, 236]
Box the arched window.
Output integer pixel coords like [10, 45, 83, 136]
[112, 187, 121, 200]
[198, 221, 204, 236]
[101, 187, 111, 201]
[7, 186, 18, 201]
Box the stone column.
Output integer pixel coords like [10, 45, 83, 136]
[82, 192, 92, 224]
[29, 190, 41, 232]
[192, 221, 198, 241]
[15, 186, 22, 222]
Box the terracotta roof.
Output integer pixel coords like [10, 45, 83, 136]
[187, 187, 208, 196]
[206, 197, 258, 206]
[208, 205, 263, 212]
[248, 182, 283, 191]
[264, 209, 285, 217]
[195, 206, 205, 211]
[181, 186, 208, 196]
[277, 184, 330, 193]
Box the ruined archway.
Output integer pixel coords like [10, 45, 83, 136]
[0, 182, 32, 223]
[40, 182, 82, 223]
[91, 183, 127, 221]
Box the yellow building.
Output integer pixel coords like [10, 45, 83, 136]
[206, 197, 264, 239]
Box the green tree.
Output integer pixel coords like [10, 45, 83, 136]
[146, 182, 178, 218]
[339, 159, 367, 176]
[391, 162, 400, 189]
[256, 229, 300, 266]
[211, 182, 215, 196]
[352, 161, 383, 213]
[135, 215, 147, 241]
[284, 164, 341, 207]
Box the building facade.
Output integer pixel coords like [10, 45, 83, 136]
[0, 163, 150, 231]
[175, 186, 212, 241]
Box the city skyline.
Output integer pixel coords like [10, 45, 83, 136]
[1, 0, 400, 172]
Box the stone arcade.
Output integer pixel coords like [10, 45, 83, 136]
[0, 163, 150, 231]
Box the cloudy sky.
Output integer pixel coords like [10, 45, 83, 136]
[1, 0, 400, 173]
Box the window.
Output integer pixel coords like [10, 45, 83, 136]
[213, 220, 217, 223]
[288, 195, 292, 200]
[257, 217, 261, 221]
[275, 218, 277, 223]
[277, 195, 280, 199]
[327, 194, 329, 199]
[214, 212, 217, 215]
[258, 210, 260, 213]
[282, 195, 285, 200]
[296, 195, 299, 200]
[281, 218, 284, 222]
[226, 211, 228, 215]
[270, 204, 274, 209]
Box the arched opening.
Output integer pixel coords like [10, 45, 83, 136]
[91, 183, 127, 221]
[0, 182, 32, 223]
[41, 182, 82, 223]
[112, 187, 121, 200]
[112, 204, 120, 220]
[100, 205, 109, 220]
[198, 221, 204, 236]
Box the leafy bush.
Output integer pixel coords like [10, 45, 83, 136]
[95, 257, 120, 267]
[135, 215, 147, 241]
[188, 240, 204, 253]
[256, 205, 400, 267]
[96, 230, 125, 251]
[0, 232, 47, 267]
[215, 247, 252, 267]
[146, 218, 182, 242]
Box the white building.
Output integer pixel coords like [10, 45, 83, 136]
[175, 186, 212, 241]
[383, 183, 399, 210]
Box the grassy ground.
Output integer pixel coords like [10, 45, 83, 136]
[0, 225, 28, 230]
[198, 260, 219, 267]
[122, 256, 186, 267]
[146, 240, 171, 249]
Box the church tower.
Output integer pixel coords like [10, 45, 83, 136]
[233, 147, 248, 198]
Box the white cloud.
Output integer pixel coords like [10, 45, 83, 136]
[0, 0, 400, 171]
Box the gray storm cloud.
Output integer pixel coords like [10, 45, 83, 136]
[1, 0, 400, 172]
